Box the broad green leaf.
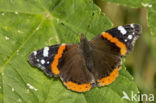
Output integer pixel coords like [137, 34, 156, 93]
[0, 0, 139, 103]
[103, 0, 156, 36]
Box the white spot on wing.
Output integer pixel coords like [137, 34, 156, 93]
[41, 59, 45, 64]
[124, 39, 128, 42]
[47, 61, 50, 64]
[33, 51, 37, 56]
[27, 83, 38, 91]
[37, 59, 39, 62]
[118, 26, 127, 35]
[130, 24, 134, 28]
[128, 35, 133, 40]
[43, 47, 49, 57]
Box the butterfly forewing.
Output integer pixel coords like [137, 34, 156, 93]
[105, 24, 141, 54]
[28, 44, 62, 77]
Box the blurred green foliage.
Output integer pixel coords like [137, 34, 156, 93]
[95, 0, 156, 100]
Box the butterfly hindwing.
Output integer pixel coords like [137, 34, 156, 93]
[58, 44, 95, 92]
[90, 35, 122, 86]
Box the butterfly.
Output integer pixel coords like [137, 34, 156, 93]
[28, 24, 141, 92]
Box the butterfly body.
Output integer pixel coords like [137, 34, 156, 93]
[28, 24, 141, 92]
[80, 34, 94, 72]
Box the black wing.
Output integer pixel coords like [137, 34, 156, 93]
[28, 44, 64, 77]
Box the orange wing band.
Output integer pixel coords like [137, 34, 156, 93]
[97, 66, 122, 86]
[51, 44, 66, 75]
[101, 32, 127, 55]
[64, 81, 91, 92]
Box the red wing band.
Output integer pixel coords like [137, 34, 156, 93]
[51, 44, 66, 75]
[101, 32, 127, 55]
[63, 81, 92, 92]
[97, 66, 122, 86]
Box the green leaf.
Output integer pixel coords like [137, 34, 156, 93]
[103, 0, 156, 36]
[0, 0, 139, 103]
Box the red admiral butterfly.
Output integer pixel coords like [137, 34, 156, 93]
[28, 24, 141, 92]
